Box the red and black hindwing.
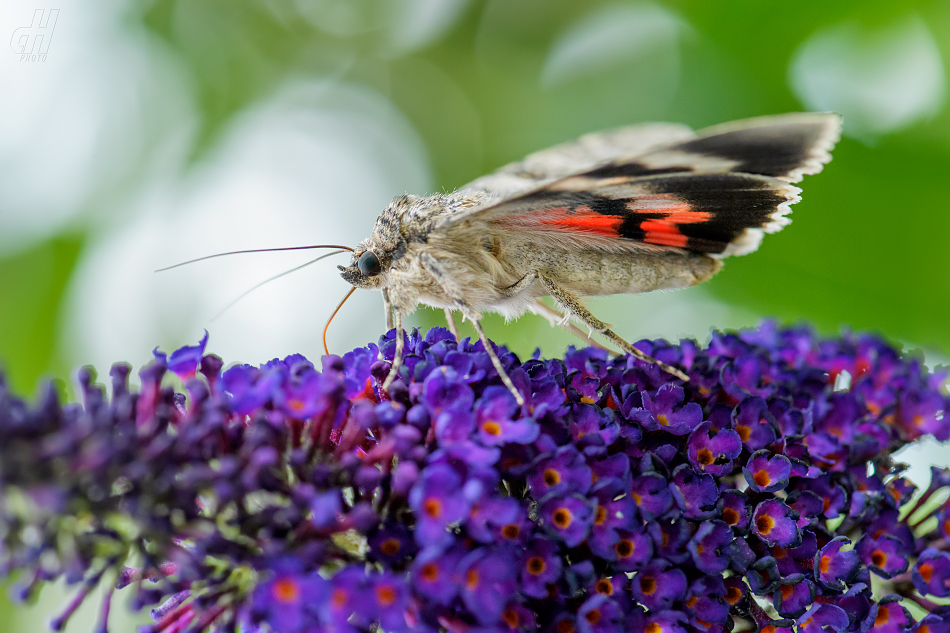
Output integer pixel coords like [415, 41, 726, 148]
[483, 113, 841, 257]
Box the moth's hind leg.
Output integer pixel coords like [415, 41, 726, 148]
[529, 299, 614, 354]
[535, 273, 689, 381]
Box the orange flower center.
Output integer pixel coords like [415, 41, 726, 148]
[375, 584, 397, 607]
[423, 498, 442, 519]
[615, 539, 634, 559]
[595, 579, 613, 595]
[481, 421, 502, 436]
[640, 576, 657, 595]
[272, 578, 300, 604]
[553, 508, 572, 528]
[871, 550, 887, 568]
[420, 562, 439, 582]
[527, 556, 546, 575]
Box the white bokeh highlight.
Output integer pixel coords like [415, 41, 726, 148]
[0, 0, 194, 255]
[541, 3, 686, 86]
[790, 16, 946, 139]
[61, 80, 431, 380]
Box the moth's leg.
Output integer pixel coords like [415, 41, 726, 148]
[381, 308, 405, 393]
[380, 288, 394, 362]
[470, 317, 525, 407]
[535, 273, 689, 381]
[417, 250, 525, 406]
[529, 299, 615, 353]
[443, 308, 460, 341]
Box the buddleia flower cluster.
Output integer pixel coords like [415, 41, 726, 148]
[1, 323, 950, 633]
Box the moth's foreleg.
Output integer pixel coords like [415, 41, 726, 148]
[529, 299, 614, 353]
[443, 309, 460, 341]
[536, 273, 689, 382]
[381, 308, 404, 394]
[471, 317, 525, 407]
[378, 289, 395, 364]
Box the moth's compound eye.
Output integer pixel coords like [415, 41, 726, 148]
[357, 250, 382, 277]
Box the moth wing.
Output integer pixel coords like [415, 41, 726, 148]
[439, 113, 841, 258]
[459, 122, 695, 201]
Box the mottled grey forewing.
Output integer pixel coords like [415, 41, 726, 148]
[458, 122, 695, 201]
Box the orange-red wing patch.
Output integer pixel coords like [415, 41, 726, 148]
[498, 206, 623, 237]
[641, 210, 712, 247]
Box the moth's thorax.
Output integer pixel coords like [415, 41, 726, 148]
[339, 192, 491, 291]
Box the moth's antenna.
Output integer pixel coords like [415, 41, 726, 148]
[156, 244, 355, 272]
[209, 250, 348, 322]
[323, 287, 357, 356]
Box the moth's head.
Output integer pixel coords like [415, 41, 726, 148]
[338, 241, 390, 289]
[338, 196, 413, 289]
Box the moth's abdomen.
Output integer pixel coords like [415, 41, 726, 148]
[531, 246, 721, 298]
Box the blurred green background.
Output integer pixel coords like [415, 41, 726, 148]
[2, 0, 950, 630]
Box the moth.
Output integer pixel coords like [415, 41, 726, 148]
[336, 113, 841, 406]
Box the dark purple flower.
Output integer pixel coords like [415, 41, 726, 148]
[856, 534, 909, 579]
[540, 494, 594, 547]
[628, 472, 673, 520]
[670, 464, 719, 519]
[914, 549, 950, 598]
[752, 499, 800, 548]
[408, 464, 476, 547]
[251, 562, 327, 633]
[458, 548, 518, 625]
[796, 603, 849, 633]
[475, 386, 539, 446]
[687, 520, 733, 574]
[743, 450, 792, 493]
[411, 546, 464, 606]
[816, 536, 860, 591]
[631, 560, 687, 610]
[626, 384, 703, 435]
[687, 423, 742, 476]
[521, 538, 562, 599]
[576, 594, 623, 633]
[528, 446, 592, 497]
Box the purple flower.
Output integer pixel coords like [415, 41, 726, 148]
[752, 499, 800, 548]
[687, 520, 733, 574]
[687, 422, 742, 476]
[153, 330, 209, 382]
[408, 464, 476, 547]
[528, 446, 592, 497]
[540, 494, 594, 547]
[475, 386, 539, 445]
[914, 549, 950, 598]
[815, 536, 860, 591]
[2, 324, 950, 633]
[251, 562, 327, 633]
[458, 548, 517, 625]
[521, 538, 562, 598]
[743, 450, 792, 493]
[626, 384, 703, 435]
[631, 560, 687, 610]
